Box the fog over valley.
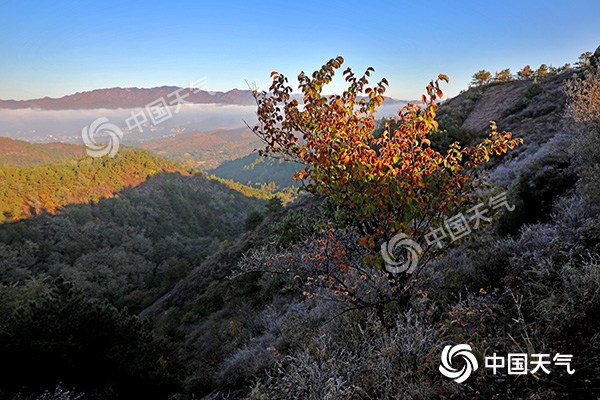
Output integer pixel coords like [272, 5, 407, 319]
[0, 101, 409, 145]
[0, 104, 259, 143]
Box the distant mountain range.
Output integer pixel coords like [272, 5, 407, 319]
[0, 87, 256, 110]
[0, 87, 406, 110]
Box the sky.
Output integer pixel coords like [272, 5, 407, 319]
[1, 0, 600, 102]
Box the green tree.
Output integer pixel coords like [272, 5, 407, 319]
[244, 210, 264, 231]
[496, 68, 512, 82]
[470, 69, 491, 87]
[577, 51, 593, 68]
[265, 195, 284, 216]
[517, 65, 533, 79]
[535, 63, 549, 78]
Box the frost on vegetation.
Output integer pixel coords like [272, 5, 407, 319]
[35, 384, 84, 400]
[489, 131, 575, 187]
[247, 310, 461, 400]
[212, 295, 343, 389]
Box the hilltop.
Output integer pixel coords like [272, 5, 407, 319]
[0, 137, 86, 167]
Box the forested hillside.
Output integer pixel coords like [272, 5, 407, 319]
[209, 152, 302, 190]
[140, 51, 600, 399]
[0, 147, 188, 222]
[0, 137, 86, 167]
[0, 148, 272, 398]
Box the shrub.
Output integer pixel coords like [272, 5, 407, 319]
[246, 309, 458, 400]
[524, 81, 544, 99]
[251, 57, 522, 308]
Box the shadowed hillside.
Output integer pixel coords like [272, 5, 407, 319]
[138, 61, 600, 399]
[0, 156, 271, 398]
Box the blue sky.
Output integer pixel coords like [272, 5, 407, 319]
[1, 0, 599, 101]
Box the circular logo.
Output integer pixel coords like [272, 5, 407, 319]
[380, 233, 422, 274]
[439, 344, 479, 383]
[82, 117, 123, 158]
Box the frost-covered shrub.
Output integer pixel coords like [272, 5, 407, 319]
[239, 228, 405, 313]
[528, 256, 600, 333]
[214, 296, 343, 385]
[247, 310, 461, 400]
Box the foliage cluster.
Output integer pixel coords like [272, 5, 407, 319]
[248, 57, 522, 323]
[253, 57, 520, 258]
[564, 57, 600, 204]
[565, 66, 600, 128]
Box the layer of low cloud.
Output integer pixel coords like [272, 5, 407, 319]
[0, 101, 410, 144]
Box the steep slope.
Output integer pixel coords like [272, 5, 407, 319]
[440, 69, 572, 152]
[139, 66, 597, 398]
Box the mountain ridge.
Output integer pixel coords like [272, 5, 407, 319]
[0, 86, 406, 110]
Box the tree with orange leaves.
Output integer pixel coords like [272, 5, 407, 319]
[251, 57, 522, 309]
